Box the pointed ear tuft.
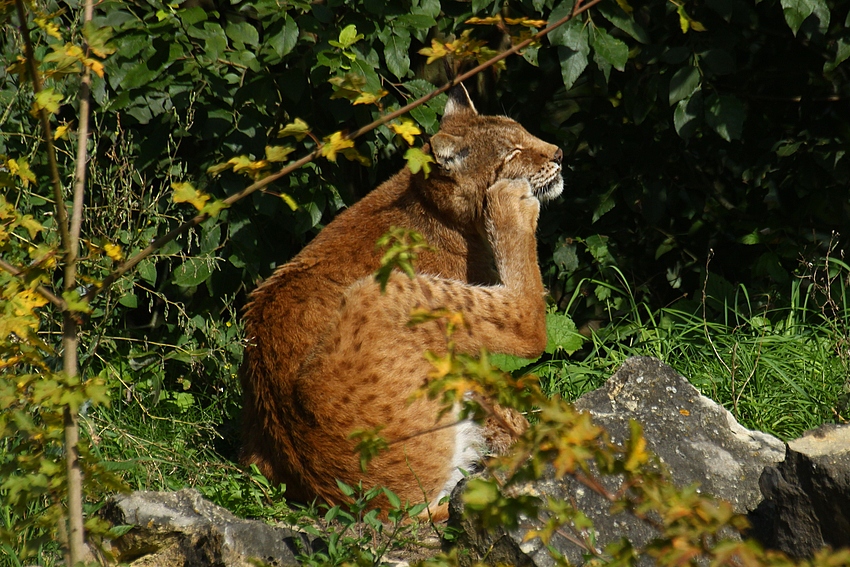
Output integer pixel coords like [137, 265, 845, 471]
[443, 83, 478, 119]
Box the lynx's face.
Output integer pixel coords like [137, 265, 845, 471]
[425, 88, 564, 224]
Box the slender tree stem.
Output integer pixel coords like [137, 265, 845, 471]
[84, 0, 601, 302]
[62, 0, 96, 557]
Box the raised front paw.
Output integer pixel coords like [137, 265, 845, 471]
[485, 179, 540, 234]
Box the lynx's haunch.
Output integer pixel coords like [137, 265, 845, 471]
[239, 87, 563, 519]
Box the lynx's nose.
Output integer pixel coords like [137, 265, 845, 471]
[553, 148, 563, 164]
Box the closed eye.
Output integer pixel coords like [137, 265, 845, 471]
[504, 148, 522, 162]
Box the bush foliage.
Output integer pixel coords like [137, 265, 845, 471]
[1, 0, 849, 563]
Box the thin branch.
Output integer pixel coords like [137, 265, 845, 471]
[0, 257, 66, 309]
[14, 0, 71, 254]
[83, 0, 602, 302]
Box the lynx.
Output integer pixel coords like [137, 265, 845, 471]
[239, 87, 563, 519]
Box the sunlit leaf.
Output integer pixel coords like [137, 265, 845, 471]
[403, 146, 434, 177]
[277, 118, 310, 141]
[172, 182, 210, 211]
[264, 145, 294, 163]
[321, 131, 355, 162]
[390, 119, 422, 145]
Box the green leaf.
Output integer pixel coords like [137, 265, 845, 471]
[396, 14, 437, 30]
[553, 240, 579, 273]
[590, 27, 628, 72]
[62, 290, 92, 314]
[586, 234, 611, 265]
[138, 259, 158, 286]
[173, 258, 213, 287]
[382, 487, 402, 509]
[545, 312, 584, 354]
[472, 0, 496, 14]
[490, 353, 539, 372]
[462, 478, 499, 509]
[385, 31, 411, 79]
[598, 0, 649, 43]
[118, 294, 138, 308]
[825, 38, 850, 73]
[740, 230, 761, 245]
[331, 24, 364, 49]
[668, 65, 700, 105]
[547, 0, 577, 46]
[226, 21, 259, 46]
[592, 189, 616, 222]
[673, 90, 703, 139]
[336, 479, 356, 497]
[704, 93, 745, 141]
[780, 0, 828, 35]
[655, 238, 676, 259]
[417, 0, 441, 18]
[404, 147, 434, 177]
[178, 6, 208, 25]
[268, 14, 299, 58]
[410, 104, 439, 134]
[557, 45, 589, 91]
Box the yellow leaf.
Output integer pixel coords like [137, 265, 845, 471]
[83, 57, 105, 78]
[32, 88, 63, 115]
[35, 18, 63, 40]
[279, 192, 299, 211]
[18, 215, 44, 239]
[172, 181, 210, 211]
[277, 118, 310, 141]
[390, 119, 421, 145]
[466, 16, 502, 25]
[504, 17, 548, 27]
[265, 145, 294, 162]
[200, 199, 228, 217]
[340, 147, 371, 167]
[419, 39, 449, 64]
[7, 158, 37, 187]
[321, 131, 354, 162]
[230, 156, 270, 178]
[615, 0, 634, 14]
[54, 123, 72, 140]
[103, 243, 123, 262]
[207, 161, 232, 176]
[353, 90, 388, 105]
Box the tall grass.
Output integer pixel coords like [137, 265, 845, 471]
[542, 261, 850, 440]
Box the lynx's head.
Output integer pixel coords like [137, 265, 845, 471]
[419, 86, 564, 224]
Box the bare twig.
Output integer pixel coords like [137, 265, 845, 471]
[84, 0, 602, 302]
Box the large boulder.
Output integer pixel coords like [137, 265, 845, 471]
[450, 357, 787, 566]
[750, 424, 850, 558]
[102, 488, 316, 566]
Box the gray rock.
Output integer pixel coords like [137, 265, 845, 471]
[102, 488, 315, 566]
[450, 357, 786, 566]
[573, 356, 785, 513]
[750, 424, 850, 558]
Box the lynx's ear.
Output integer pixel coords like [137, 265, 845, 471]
[430, 132, 469, 171]
[442, 84, 478, 119]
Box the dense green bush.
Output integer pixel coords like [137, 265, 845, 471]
[1, 0, 849, 562]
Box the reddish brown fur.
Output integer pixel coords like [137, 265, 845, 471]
[240, 93, 562, 517]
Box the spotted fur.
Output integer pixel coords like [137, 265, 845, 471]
[239, 87, 563, 519]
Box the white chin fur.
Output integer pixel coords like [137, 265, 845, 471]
[535, 175, 564, 202]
